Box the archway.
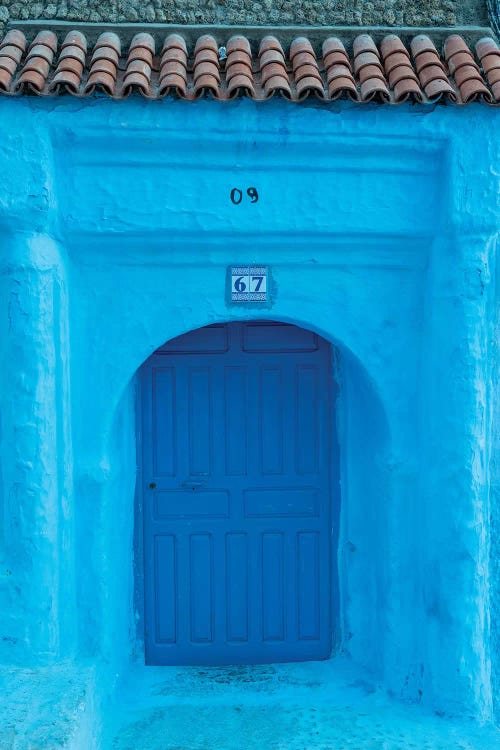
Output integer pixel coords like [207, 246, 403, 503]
[138, 320, 339, 665]
[89, 313, 390, 684]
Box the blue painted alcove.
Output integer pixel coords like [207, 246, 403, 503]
[0, 94, 498, 743]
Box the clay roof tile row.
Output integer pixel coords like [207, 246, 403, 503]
[0, 29, 498, 105]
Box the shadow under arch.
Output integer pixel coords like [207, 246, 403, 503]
[88, 316, 391, 680]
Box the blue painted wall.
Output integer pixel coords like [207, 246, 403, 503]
[0, 95, 498, 725]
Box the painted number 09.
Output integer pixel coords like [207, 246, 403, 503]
[230, 187, 259, 204]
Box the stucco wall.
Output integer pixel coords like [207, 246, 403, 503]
[0, 95, 498, 734]
[492, 263, 500, 724]
[0, 0, 490, 27]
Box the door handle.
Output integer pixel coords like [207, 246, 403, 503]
[181, 479, 206, 490]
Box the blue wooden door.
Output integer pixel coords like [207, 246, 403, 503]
[142, 322, 333, 665]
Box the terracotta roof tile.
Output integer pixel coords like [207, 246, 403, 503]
[49, 30, 86, 94]
[225, 35, 254, 99]
[290, 37, 324, 100]
[410, 34, 457, 102]
[258, 36, 291, 99]
[353, 33, 390, 102]
[0, 29, 26, 91]
[444, 33, 491, 102]
[16, 30, 57, 93]
[192, 34, 220, 98]
[159, 34, 188, 98]
[85, 32, 120, 96]
[476, 38, 500, 101]
[122, 33, 155, 97]
[353, 33, 379, 57]
[380, 34, 408, 59]
[1, 28, 498, 105]
[380, 34, 422, 103]
[322, 38, 357, 100]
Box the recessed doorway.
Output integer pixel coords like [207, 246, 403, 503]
[140, 321, 336, 665]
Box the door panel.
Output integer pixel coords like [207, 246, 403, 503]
[143, 321, 333, 665]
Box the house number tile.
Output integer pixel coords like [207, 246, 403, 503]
[230, 266, 268, 303]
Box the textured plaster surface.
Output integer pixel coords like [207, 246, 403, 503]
[0, 662, 98, 749]
[104, 660, 500, 749]
[492, 224, 500, 728]
[0, 96, 498, 746]
[0, 0, 490, 28]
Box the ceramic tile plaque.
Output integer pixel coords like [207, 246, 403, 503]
[230, 266, 268, 303]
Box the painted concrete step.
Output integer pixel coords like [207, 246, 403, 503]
[103, 660, 500, 750]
